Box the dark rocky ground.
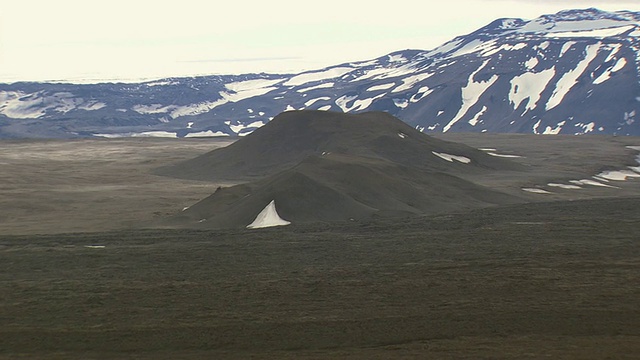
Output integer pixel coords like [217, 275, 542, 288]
[1, 135, 640, 358]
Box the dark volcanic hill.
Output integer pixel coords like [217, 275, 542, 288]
[162, 110, 525, 229]
[2, 8, 640, 138]
[156, 110, 523, 182]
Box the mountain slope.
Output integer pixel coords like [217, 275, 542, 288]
[162, 111, 524, 229]
[1, 8, 640, 137]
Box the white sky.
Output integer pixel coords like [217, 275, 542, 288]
[1, 0, 639, 83]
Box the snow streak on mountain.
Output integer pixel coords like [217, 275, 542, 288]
[1, 8, 639, 138]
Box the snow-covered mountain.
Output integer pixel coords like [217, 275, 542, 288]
[1, 8, 640, 138]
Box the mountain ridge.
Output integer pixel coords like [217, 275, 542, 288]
[1, 8, 640, 137]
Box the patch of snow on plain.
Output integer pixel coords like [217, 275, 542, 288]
[596, 170, 640, 181]
[548, 182, 581, 189]
[468, 106, 487, 126]
[569, 179, 616, 188]
[304, 97, 331, 107]
[443, 60, 499, 132]
[367, 83, 395, 92]
[131, 131, 177, 138]
[487, 152, 522, 158]
[297, 82, 334, 93]
[284, 67, 353, 86]
[187, 122, 194, 129]
[246, 200, 291, 229]
[317, 105, 332, 111]
[185, 130, 230, 138]
[398, 132, 407, 139]
[522, 188, 551, 194]
[84, 245, 106, 249]
[509, 67, 556, 114]
[432, 151, 471, 164]
[546, 43, 601, 111]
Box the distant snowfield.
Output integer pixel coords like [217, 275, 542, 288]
[246, 200, 291, 229]
[283, 67, 353, 87]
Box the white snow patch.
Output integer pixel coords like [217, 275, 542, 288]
[393, 98, 409, 109]
[225, 78, 285, 92]
[398, 132, 407, 139]
[184, 130, 230, 138]
[525, 57, 539, 70]
[304, 97, 331, 107]
[522, 188, 551, 194]
[284, 67, 353, 86]
[336, 94, 385, 112]
[187, 122, 194, 129]
[367, 83, 395, 92]
[432, 151, 471, 164]
[546, 25, 636, 38]
[569, 179, 616, 188]
[543, 121, 566, 135]
[78, 101, 106, 111]
[228, 121, 265, 134]
[548, 182, 582, 189]
[593, 57, 627, 84]
[391, 72, 434, 93]
[546, 43, 601, 111]
[443, 60, 498, 132]
[596, 170, 640, 181]
[297, 82, 334, 93]
[317, 105, 332, 111]
[509, 67, 556, 114]
[559, 41, 576, 57]
[468, 106, 487, 126]
[410, 86, 433, 103]
[133, 131, 177, 138]
[388, 54, 406, 62]
[84, 245, 106, 249]
[284, 105, 296, 112]
[487, 152, 522, 158]
[246, 200, 291, 229]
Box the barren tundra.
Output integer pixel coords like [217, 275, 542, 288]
[1, 134, 640, 359]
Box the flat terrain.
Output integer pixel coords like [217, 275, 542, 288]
[0, 138, 233, 235]
[1, 135, 640, 358]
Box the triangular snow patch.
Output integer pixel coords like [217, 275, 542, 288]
[246, 200, 291, 229]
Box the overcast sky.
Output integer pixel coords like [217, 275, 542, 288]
[1, 0, 639, 83]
